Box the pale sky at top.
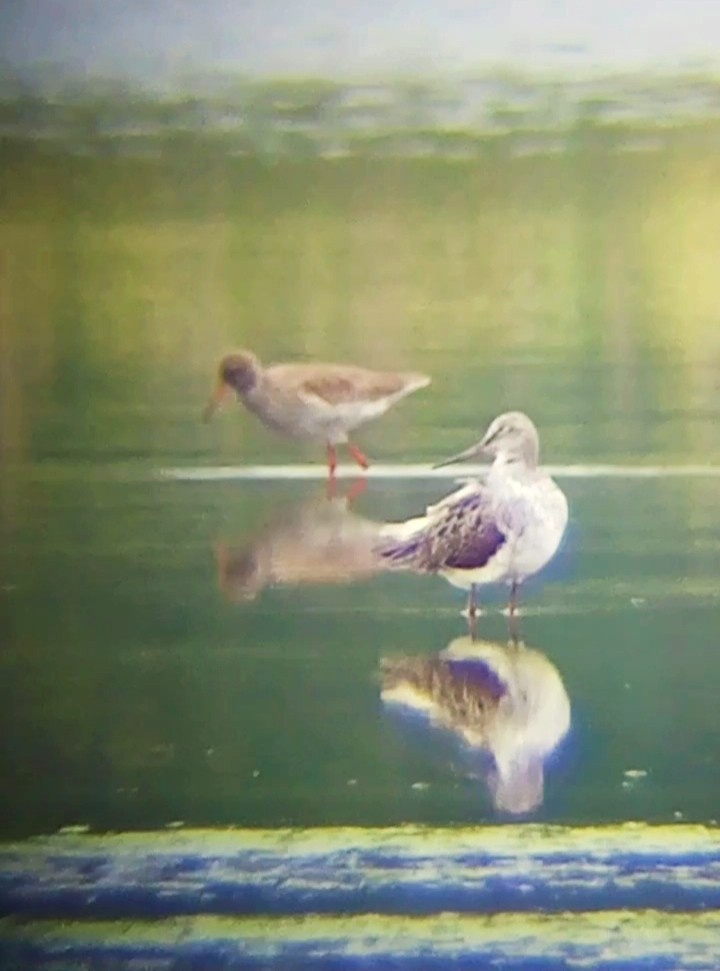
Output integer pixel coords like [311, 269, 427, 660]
[1, 0, 719, 78]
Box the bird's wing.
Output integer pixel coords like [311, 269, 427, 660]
[270, 364, 422, 407]
[379, 655, 507, 720]
[378, 484, 508, 572]
[441, 657, 508, 702]
[425, 479, 481, 515]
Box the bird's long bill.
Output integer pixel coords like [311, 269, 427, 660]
[202, 383, 232, 422]
[432, 441, 484, 469]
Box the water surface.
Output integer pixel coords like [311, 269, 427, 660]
[2, 147, 720, 838]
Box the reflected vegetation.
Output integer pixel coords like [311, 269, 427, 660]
[214, 492, 384, 602]
[3, 67, 720, 159]
[381, 632, 571, 815]
[3, 88, 720, 483]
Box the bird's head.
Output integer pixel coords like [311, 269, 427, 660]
[434, 411, 540, 469]
[203, 351, 261, 422]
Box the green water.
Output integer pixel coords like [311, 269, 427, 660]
[2, 146, 720, 838]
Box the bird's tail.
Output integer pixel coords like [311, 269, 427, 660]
[375, 515, 429, 569]
[402, 372, 431, 395]
[380, 654, 436, 694]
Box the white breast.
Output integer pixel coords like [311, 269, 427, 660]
[440, 472, 568, 591]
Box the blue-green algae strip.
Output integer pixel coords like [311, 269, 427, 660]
[1, 823, 719, 918]
[4, 821, 719, 856]
[2, 910, 720, 966]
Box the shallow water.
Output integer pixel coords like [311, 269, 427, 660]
[2, 148, 720, 839]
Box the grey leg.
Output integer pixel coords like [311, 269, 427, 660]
[508, 580, 519, 617]
[466, 584, 479, 639]
[508, 581, 520, 644]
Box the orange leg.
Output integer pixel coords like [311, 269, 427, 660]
[345, 478, 367, 503]
[326, 445, 339, 499]
[347, 442, 369, 470]
[327, 444, 338, 476]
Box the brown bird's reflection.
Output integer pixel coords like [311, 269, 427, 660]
[215, 494, 386, 601]
[380, 634, 571, 815]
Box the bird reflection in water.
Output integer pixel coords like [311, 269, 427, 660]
[214, 492, 385, 602]
[380, 633, 570, 815]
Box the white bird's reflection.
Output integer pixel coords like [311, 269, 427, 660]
[380, 634, 571, 815]
[215, 494, 385, 601]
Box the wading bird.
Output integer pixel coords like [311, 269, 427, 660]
[203, 350, 430, 477]
[377, 411, 568, 619]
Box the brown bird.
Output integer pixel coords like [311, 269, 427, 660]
[214, 494, 386, 602]
[203, 350, 430, 475]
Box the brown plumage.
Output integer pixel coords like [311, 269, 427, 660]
[300, 371, 414, 406]
[380, 654, 505, 726]
[203, 350, 430, 474]
[214, 496, 385, 601]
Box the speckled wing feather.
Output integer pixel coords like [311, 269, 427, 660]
[380, 654, 507, 728]
[269, 364, 418, 406]
[378, 486, 507, 573]
[302, 372, 410, 405]
[441, 657, 508, 703]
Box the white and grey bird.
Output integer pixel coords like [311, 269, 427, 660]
[377, 411, 568, 616]
[380, 635, 571, 815]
